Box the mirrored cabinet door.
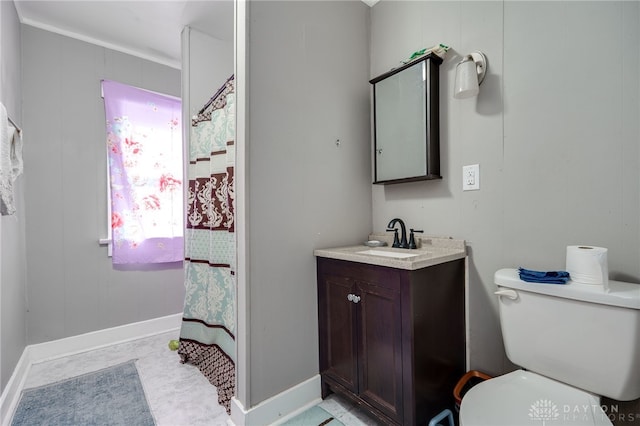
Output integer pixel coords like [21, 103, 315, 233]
[370, 53, 442, 185]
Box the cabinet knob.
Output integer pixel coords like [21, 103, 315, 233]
[347, 294, 361, 303]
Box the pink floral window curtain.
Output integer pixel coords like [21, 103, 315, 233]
[102, 80, 183, 264]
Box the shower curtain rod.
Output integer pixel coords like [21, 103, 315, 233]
[197, 74, 235, 116]
[7, 115, 21, 133]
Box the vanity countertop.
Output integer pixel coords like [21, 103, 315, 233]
[314, 234, 467, 271]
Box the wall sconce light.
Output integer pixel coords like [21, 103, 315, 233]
[454, 51, 488, 99]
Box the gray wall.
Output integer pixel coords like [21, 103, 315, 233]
[371, 0, 639, 385]
[183, 27, 234, 121]
[246, 0, 371, 406]
[21, 26, 185, 345]
[0, 0, 27, 392]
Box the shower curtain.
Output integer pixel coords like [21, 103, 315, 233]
[178, 75, 236, 414]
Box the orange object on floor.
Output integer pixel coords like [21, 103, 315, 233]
[453, 370, 493, 406]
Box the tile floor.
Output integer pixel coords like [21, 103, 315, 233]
[316, 396, 384, 426]
[15, 330, 383, 426]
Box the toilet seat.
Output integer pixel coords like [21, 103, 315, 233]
[459, 370, 612, 426]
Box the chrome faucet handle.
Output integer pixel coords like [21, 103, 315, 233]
[409, 229, 424, 249]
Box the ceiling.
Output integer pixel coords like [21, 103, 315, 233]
[13, 0, 235, 69]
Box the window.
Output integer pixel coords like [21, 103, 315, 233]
[102, 80, 183, 264]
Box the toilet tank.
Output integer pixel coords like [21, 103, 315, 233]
[494, 268, 640, 401]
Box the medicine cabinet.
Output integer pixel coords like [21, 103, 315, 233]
[370, 53, 442, 185]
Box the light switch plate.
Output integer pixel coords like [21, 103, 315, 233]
[463, 164, 480, 191]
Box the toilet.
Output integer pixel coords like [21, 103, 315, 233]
[460, 268, 640, 426]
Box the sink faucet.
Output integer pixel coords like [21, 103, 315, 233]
[387, 218, 409, 249]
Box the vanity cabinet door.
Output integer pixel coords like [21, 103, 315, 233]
[357, 280, 403, 423]
[319, 274, 358, 393]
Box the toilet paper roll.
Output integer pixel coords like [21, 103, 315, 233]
[566, 245, 609, 286]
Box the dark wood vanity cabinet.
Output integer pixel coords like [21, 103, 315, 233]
[317, 257, 465, 425]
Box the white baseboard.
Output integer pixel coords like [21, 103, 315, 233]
[0, 313, 182, 426]
[230, 375, 321, 426]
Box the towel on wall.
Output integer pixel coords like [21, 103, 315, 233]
[0, 102, 24, 215]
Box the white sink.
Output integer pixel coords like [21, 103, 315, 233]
[356, 249, 420, 259]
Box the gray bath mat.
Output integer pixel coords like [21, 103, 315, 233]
[11, 360, 155, 425]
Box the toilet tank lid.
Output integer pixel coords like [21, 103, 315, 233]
[495, 268, 640, 309]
